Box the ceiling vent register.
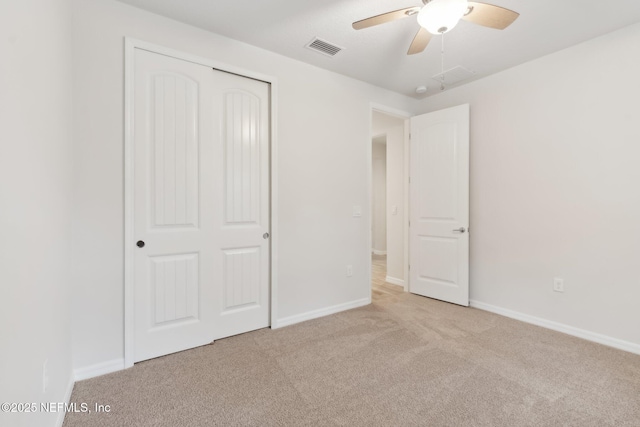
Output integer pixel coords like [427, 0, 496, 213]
[305, 37, 344, 57]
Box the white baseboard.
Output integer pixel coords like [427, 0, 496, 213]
[372, 249, 387, 255]
[273, 297, 371, 329]
[55, 374, 75, 427]
[470, 300, 640, 356]
[74, 358, 125, 382]
[385, 276, 405, 287]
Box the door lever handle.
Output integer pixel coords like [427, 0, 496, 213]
[452, 227, 466, 233]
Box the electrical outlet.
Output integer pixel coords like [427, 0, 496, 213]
[352, 205, 362, 217]
[42, 359, 49, 393]
[553, 278, 564, 293]
[346, 265, 353, 277]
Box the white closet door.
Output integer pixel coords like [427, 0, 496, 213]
[133, 49, 270, 363]
[210, 69, 270, 340]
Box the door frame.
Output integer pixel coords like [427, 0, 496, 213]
[123, 38, 279, 368]
[368, 103, 412, 296]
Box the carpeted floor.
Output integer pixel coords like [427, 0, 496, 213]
[64, 257, 640, 426]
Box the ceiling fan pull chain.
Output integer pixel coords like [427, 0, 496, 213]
[440, 32, 445, 91]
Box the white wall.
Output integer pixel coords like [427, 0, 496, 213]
[419, 23, 640, 349]
[372, 112, 406, 283]
[0, 1, 74, 426]
[71, 0, 420, 373]
[372, 141, 387, 253]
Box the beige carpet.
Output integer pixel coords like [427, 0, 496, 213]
[65, 260, 640, 426]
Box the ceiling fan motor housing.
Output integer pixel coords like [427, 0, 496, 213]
[418, 0, 469, 35]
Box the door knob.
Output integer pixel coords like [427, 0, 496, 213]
[263, 232, 270, 239]
[136, 240, 145, 248]
[452, 227, 466, 233]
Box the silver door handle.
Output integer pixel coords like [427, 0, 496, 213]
[452, 227, 466, 233]
[263, 232, 270, 239]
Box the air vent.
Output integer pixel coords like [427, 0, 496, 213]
[305, 37, 344, 57]
[431, 65, 475, 86]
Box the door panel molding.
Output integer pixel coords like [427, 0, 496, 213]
[124, 38, 278, 368]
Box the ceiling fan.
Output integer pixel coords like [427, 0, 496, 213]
[352, 0, 519, 55]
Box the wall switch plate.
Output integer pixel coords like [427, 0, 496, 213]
[392, 205, 398, 215]
[553, 278, 564, 293]
[346, 265, 353, 277]
[352, 205, 362, 217]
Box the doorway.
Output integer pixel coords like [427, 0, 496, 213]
[370, 109, 408, 301]
[369, 104, 470, 307]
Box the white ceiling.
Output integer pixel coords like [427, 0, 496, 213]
[116, 0, 640, 98]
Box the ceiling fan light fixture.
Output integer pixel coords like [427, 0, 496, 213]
[417, 0, 468, 35]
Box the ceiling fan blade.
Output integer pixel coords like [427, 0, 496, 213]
[461, 2, 519, 30]
[353, 7, 421, 30]
[407, 27, 432, 55]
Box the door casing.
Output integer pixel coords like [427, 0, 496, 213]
[124, 38, 279, 368]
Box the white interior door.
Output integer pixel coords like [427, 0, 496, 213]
[133, 49, 270, 363]
[409, 104, 469, 306]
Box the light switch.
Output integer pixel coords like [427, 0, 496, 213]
[352, 205, 362, 217]
[392, 205, 398, 215]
